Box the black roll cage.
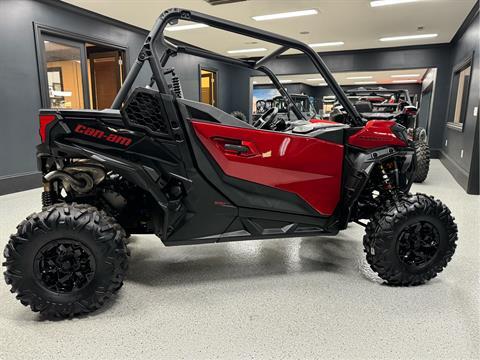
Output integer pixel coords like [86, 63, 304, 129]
[111, 8, 363, 126]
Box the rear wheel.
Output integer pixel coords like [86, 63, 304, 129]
[414, 127, 427, 142]
[413, 141, 430, 183]
[363, 193, 457, 286]
[3, 203, 128, 317]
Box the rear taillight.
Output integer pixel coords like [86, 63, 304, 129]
[39, 114, 56, 142]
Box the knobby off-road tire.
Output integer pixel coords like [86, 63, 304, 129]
[414, 127, 427, 142]
[413, 141, 430, 183]
[363, 193, 457, 286]
[3, 203, 129, 317]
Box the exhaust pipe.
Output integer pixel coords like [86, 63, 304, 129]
[43, 164, 106, 194]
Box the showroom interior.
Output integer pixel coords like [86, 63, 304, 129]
[0, 0, 478, 359]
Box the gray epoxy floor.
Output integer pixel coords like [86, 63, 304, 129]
[0, 160, 478, 360]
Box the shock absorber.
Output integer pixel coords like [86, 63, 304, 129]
[41, 181, 56, 208]
[380, 164, 393, 190]
[171, 75, 183, 98]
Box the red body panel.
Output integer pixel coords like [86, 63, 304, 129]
[309, 118, 337, 124]
[348, 120, 407, 149]
[191, 120, 344, 216]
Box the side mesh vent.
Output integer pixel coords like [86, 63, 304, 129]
[121, 88, 171, 137]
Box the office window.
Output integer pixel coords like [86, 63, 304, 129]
[44, 40, 85, 109]
[37, 28, 126, 110]
[448, 57, 473, 129]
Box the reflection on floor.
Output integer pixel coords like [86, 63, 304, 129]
[0, 160, 478, 359]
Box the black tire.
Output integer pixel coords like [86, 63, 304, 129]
[230, 110, 247, 122]
[413, 141, 430, 183]
[414, 127, 427, 142]
[364, 193, 457, 286]
[3, 203, 129, 317]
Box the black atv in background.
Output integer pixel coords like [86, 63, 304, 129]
[330, 87, 430, 183]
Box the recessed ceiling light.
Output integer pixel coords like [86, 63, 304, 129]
[347, 76, 373, 80]
[252, 81, 258, 84]
[227, 48, 267, 54]
[391, 74, 420, 78]
[392, 80, 418, 83]
[165, 23, 209, 31]
[252, 9, 318, 21]
[309, 41, 344, 48]
[370, 0, 418, 7]
[354, 81, 377, 85]
[280, 79, 292, 83]
[380, 34, 438, 42]
[318, 83, 328, 86]
[306, 78, 324, 81]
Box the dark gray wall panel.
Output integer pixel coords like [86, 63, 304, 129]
[441, 15, 479, 175]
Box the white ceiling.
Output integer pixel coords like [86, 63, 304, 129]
[64, 0, 475, 57]
[252, 68, 429, 86]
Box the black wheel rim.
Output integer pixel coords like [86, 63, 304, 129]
[398, 221, 440, 268]
[34, 240, 96, 293]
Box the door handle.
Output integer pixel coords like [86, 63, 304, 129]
[212, 137, 258, 157]
[224, 143, 249, 153]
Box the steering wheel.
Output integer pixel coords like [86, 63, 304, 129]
[253, 107, 278, 129]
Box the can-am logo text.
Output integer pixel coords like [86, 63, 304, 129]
[74, 124, 132, 147]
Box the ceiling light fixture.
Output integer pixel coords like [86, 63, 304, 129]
[306, 78, 324, 81]
[347, 76, 373, 80]
[354, 81, 377, 85]
[165, 23, 209, 31]
[380, 33, 438, 42]
[392, 80, 418, 83]
[318, 83, 328, 86]
[227, 47, 267, 54]
[370, 0, 418, 7]
[391, 74, 420, 78]
[280, 80, 292, 83]
[252, 9, 318, 21]
[309, 41, 344, 48]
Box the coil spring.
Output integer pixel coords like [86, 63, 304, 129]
[171, 76, 183, 98]
[41, 190, 55, 208]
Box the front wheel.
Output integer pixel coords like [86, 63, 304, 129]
[3, 203, 129, 317]
[363, 193, 457, 286]
[413, 141, 430, 183]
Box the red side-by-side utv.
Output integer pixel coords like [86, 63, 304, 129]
[4, 9, 457, 317]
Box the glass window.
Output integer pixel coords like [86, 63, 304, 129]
[452, 65, 471, 125]
[44, 40, 85, 109]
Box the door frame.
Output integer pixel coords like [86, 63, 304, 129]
[198, 65, 219, 107]
[419, 82, 434, 134]
[34, 23, 129, 109]
[88, 51, 122, 109]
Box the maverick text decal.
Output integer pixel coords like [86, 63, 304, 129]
[74, 124, 132, 147]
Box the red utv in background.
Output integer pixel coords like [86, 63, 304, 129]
[324, 87, 430, 182]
